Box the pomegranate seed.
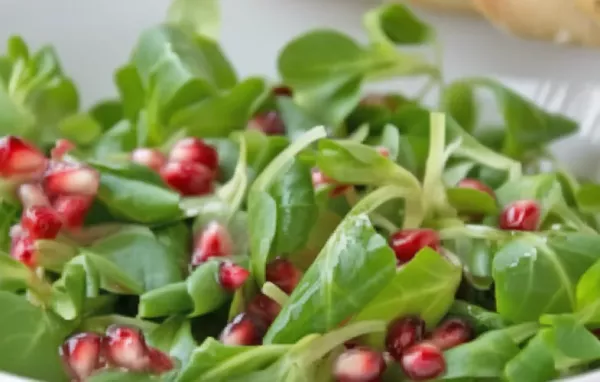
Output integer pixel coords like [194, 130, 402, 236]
[457, 178, 495, 199]
[400, 342, 446, 381]
[21, 205, 62, 240]
[389, 229, 441, 264]
[246, 293, 281, 326]
[219, 313, 264, 346]
[51, 139, 75, 161]
[191, 221, 233, 265]
[10, 234, 36, 268]
[53, 195, 93, 230]
[103, 325, 149, 371]
[385, 315, 426, 361]
[311, 169, 350, 197]
[44, 163, 99, 197]
[130, 148, 166, 172]
[265, 257, 303, 294]
[169, 138, 218, 172]
[147, 347, 174, 375]
[272, 85, 293, 97]
[17, 183, 50, 208]
[59, 332, 104, 381]
[160, 161, 214, 196]
[333, 347, 386, 382]
[218, 262, 250, 291]
[499, 200, 541, 231]
[429, 318, 472, 350]
[247, 111, 285, 136]
[0, 136, 47, 181]
[376, 146, 390, 158]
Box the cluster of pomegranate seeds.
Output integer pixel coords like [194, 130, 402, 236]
[247, 111, 286, 136]
[333, 346, 387, 382]
[218, 262, 250, 291]
[60, 325, 173, 381]
[265, 257, 303, 294]
[191, 221, 234, 266]
[130, 138, 218, 197]
[499, 199, 541, 231]
[389, 229, 441, 264]
[1, 137, 98, 267]
[384, 315, 472, 380]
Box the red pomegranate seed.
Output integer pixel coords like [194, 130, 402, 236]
[429, 318, 472, 350]
[400, 342, 446, 381]
[160, 161, 214, 196]
[265, 257, 303, 294]
[385, 315, 426, 361]
[191, 221, 233, 265]
[457, 178, 495, 199]
[21, 205, 62, 240]
[0, 136, 47, 181]
[51, 139, 76, 161]
[247, 111, 285, 136]
[44, 163, 99, 197]
[376, 146, 390, 158]
[219, 313, 264, 346]
[246, 293, 281, 326]
[10, 234, 36, 268]
[169, 138, 218, 172]
[272, 85, 293, 97]
[103, 325, 149, 371]
[333, 347, 386, 382]
[312, 169, 350, 197]
[219, 262, 250, 291]
[59, 332, 104, 381]
[17, 183, 50, 209]
[499, 200, 541, 231]
[131, 148, 166, 172]
[147, 347, 174, 375]
[53, 195, 93, 230]
[389, 229, 441, 264]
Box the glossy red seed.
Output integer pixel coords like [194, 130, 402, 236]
[169, 138, 219, 172]
[10, 234, 36, 268]
[21, 206, 62, 240]
[457, 178, 495, 198]
[160, 161, 214, 196]
[499, 200, 541, 231]
[0, 136, 47, 181]
[265, 257, 303, 294]
[247, 111, 285, 136]
[59, 332, 104, 381]
[311, 169, 350, 197]
[17, 183, 50, 209]
[131, 148, 167, 172]
[44, 163, 100, 197]
[51, 139, 76, 161]
[246, 293, 281, 326]
[219, 262, 250, 291]
[147, 347, 174, 375]
[385, 315, 426, 361]
[219, 313, 263, 346]
[389, 229, 441, 263]
[53, 195, 93, 230]
[191, 221, 233, 265]
[333, 347, 386, 382]
[400, 342, 446, 381]
[272, 85, 293, 97]
[104, 325, 149, 371]
[429, 318, 472, 350]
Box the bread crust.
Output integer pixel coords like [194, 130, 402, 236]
[472, 0, 600, 46]
[576, 0, 600, 25]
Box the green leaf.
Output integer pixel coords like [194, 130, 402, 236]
[58, 112, 102, 145]
[115, 65, 145, 122]
[167, 0, 221, 39]
[217, 135, 248, 217]
[576, 183, 600, 214]
[154, 222, 192, 273]
[353, 248, 461, 346]
[446, 187, 498, 215]
[147, 316, 196, 367]
[0, 85, 35, 138]
[493, 233, 600, 323]
[276, 97, 321, 141]
[264, 187, 401, 344]
[0, 201, 18, 252]
[0, 254, 34, 292]
[89, 99, 124, 131]
[51, 261, 86, 321]
[7, 36, 29, 62]
[73, 252, 144, 295]
[0, 291, 68, 382]
[545, 315, 600, 369]
[92, 120, 137, 159]
[186, 260, 230, 317]
[138, 282, 192, 318]
[88, 371, 159, 382]
[448, 300, 508, 334]
[451, 238, 494, 290]
[443, 81, 476, 133]
[504, 329, 557, 382]
[374, 124, 400, 162]
[89, 227, 183, 292]
[177, 337, 290, 382]
[363, 3, 432, 45]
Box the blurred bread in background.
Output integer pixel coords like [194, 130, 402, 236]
[402, 0, 600, 47]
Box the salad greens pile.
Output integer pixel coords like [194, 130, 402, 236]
[2, 1, 600, 382]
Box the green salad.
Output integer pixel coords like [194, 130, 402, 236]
[1, 2, 600, 382]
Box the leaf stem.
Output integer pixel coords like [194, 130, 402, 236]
[440, 224, 508, 242]
[262, 282, 289, 306]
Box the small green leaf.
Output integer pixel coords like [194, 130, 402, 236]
[139, 282, 192, 318]
[217, 135, 248, 217]
[448, 300, 507, 334]
[167, 0, 220, 40]
[58, 112, 102, 145]
[115, 65, 145, 123]
[7, 36, 29, 61]
[446, 187, 498, 215]
[363, 3, 433, 46]
[51, 262, 86, 321]
[89, 99, 124, 131]
[74, 252, 144, 295]
[545, 315, 600, 369]
[147, 316, 196, 367]
[504, 329, 557, 382]
[443, 81, 476, 133]
[0, 254, 33, 292]
[576, 183, 600, 214]
[248, 191, 278, 284]
[186, 260, 229, 317]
